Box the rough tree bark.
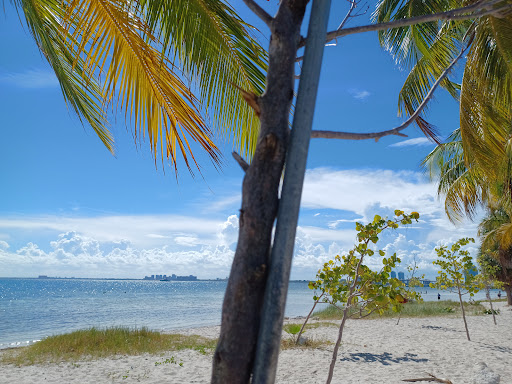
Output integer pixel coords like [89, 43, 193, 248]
[211, 1, 309, 383]
[498, 248, 512, 306]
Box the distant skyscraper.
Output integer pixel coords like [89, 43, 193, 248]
[398, 271, 405, 280]
[391, 271, 397, 279]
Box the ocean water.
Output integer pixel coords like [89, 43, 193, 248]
[0, 278, 503, 349]
[0, 279, 320, 349]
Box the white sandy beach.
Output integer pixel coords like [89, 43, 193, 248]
[1, 301, 510, 384]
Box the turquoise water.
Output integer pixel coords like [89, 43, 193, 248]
[0, 278, 503, 349]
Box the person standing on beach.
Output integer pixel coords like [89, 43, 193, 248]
[438, 293, 441, 300]
[498, 291, 502, 299]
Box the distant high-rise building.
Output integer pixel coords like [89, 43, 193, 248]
[391, 271, 397, 279]
[398, 271, 405, 280]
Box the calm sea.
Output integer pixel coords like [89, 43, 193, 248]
[0, 278, 502, 349]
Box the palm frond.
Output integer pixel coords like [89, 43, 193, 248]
[62, 0, 221, 173]
[460, 16, 512, 180]
[138, 0, 267, 158]
[11, 0, 113, 152]
[443, 168, 484, 222]
[373, 0, 452, 67]
[373, 0, 471, 142]
[422, 129, 492, 222]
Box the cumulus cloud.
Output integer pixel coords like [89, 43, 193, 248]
[0, 215, 225, 248]
[217, 215, 239, 249]
[0, 231, 235, 279]
[0, 168, 480, 280]
[0, 69, 59, 88]
[301, 168, 439, 219]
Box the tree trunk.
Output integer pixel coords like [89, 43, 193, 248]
[486, 286, 497, 325]
[296, 294, 322, 344]
[211, 2, 308, 383]
[326, 306, 350, 384]
[504, 283, 512, 306]
[457, 284, 471, 341]
[497, 248, 512, 305]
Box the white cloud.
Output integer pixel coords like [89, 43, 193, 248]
[301, 168, 438, 219]
[0, 69, 59, 88]
[327, 218, 360, 229]
[0, 215, 225, 247]
[299, 226, 355, 245]
[389, 137, 433, 148]
[174, 236, 200, 247]
[0, 168, 480, 280]
[0, 231, 235, 279]
[348, 89, 371, 100]
[217, 215, 239, 248]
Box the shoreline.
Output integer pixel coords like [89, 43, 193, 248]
[1, 301, 510, 383]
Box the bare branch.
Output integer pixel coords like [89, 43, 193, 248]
[311, 35, 471, 142]
[311, 128, 408, 141]
[296, 0, 359, 64]
[232, 151, 249, 172]
[242, 0, 273, 28]
[403, 373, 453, 383]
[337, 0, 358, 33]
[299, 0, 509, 48]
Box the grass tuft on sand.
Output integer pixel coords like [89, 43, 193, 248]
[312, 300, 488, 320]
[1, 327, 217, 366]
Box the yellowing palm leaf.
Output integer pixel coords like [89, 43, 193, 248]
[62, 0, 218, 173]
[11, 0, 268, 174]
[139, 0, 267, 158]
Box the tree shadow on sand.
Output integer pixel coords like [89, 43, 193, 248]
[421, 325, 462, 333]
[339, 352, 428, 365]
[476, 342, 512, 354]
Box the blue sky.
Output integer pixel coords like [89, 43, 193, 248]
[0, 1, 479, 280]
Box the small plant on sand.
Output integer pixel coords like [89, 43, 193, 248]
[430, 238, 483, 341]
[155, 356, 183, 367]
[306, 210, 421, 384]
[396, 257, 425, 325]
[283, 323, 302, 336]
[476, 252, 504, 325]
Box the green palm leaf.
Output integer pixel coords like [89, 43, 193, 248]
[9, 0, 268, 174]
[10, 0, 113, 152]
[422, 130, 488, 222]
[138, 0, 267, 158]
[62, 0, 222, 173]
[372, 0, 465, 141]
[460, 15, 512, 180]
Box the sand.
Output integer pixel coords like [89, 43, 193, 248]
[1, 301, 510, 384]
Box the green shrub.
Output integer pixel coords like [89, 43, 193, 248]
[1, 327, 217, 366]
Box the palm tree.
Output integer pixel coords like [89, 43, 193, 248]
[479, 209, 512, 304]
[374, 0, 512, 161]
[9, 2, 266, 381]
[374, 0, 512, 302]
[9, 0, 267, 173]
